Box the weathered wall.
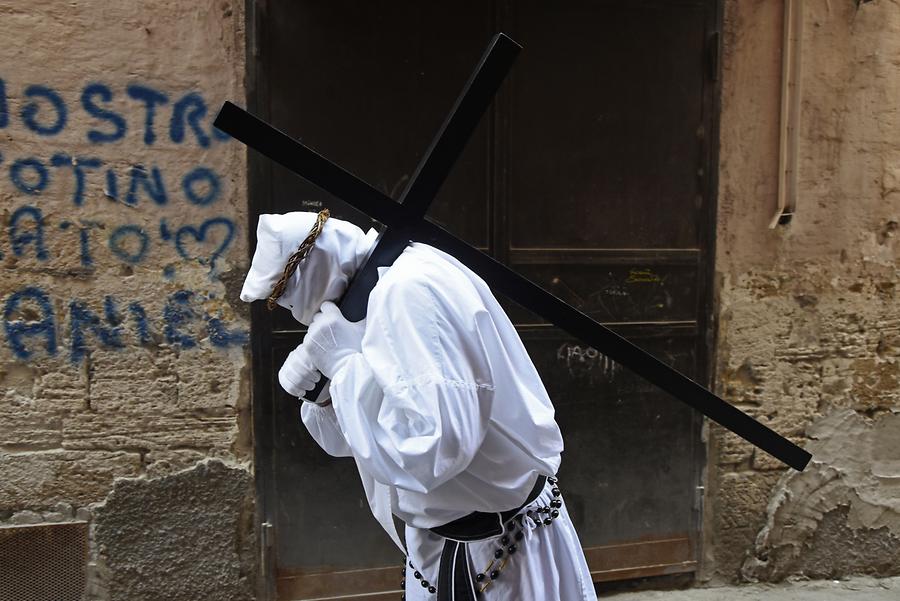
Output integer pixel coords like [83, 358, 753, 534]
[0, 1, 254, 598]
[709, 0, 900, 583]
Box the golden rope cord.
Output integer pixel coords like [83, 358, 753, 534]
[266, 209, 330, 310]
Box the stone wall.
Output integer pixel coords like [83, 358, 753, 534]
[0, 1, 255, 599]
[708, 0, 900, 583]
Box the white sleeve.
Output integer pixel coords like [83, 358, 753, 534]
[300, 401, 353, 458]
[328, 278, 495, 494]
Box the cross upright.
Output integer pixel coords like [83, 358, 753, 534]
[214, 33, 811, 472]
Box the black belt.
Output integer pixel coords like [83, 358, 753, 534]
[427, 475, 547, 601]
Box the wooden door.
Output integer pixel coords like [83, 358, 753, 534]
[247, 1, 720, 598]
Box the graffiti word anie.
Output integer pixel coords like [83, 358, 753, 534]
[3, 286, 248, 364]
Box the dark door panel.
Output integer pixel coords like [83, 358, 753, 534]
[508, 1, 708, 249]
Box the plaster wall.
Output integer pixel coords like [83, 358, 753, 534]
[710, 0, 900, 582]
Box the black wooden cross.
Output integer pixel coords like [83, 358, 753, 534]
[214, 33, 811, 472]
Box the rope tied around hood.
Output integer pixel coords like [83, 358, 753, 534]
[266, 208, 330, 310]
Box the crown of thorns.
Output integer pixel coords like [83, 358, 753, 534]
[266, 209, 330, 310]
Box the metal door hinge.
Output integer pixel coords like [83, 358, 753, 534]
[694, 485, 706, 510]
[261, 520, 274, 548]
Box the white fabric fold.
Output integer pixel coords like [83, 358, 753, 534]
[242, 212, 595, 599]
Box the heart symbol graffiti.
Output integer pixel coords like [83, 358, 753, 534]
[175, 217, 236, 268]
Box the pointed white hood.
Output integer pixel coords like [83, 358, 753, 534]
[240, 211, 378, 325]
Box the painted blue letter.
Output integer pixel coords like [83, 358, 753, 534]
[51, 153, 102, 206]
[170, 93, 210, 148]
[207, 317, 249, 348]
[129, 302, 151, 345]
[127, 84, 169, 146]
[9, 205, 48, 261]
[81, 83, 127, 144]
[69, 296, 125, 363]
[125, 165, 167, 206]
[108, 224, 149, 264]
[10, 157, 49, 195]
[164, 290, 197, 348]
[182, 166, 221, 206]
[21, 84, 67, 136]
[0, 78, 7, 128]
[3, 287, 57, 359]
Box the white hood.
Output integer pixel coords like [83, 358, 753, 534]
[240, 211, 378, 325]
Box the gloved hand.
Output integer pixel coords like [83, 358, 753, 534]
[279, 343, 332, 404]
[305, 301, 367, 379]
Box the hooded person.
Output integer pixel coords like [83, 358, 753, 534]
[241, 210, 597, 601]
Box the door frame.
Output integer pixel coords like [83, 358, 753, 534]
[242, 0, 724, 597]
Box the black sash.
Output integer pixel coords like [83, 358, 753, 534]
[428, 475, 547, 601]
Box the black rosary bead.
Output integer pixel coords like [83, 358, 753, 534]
[543, 517, 552, 526]
[414, 571, 422, 580]
[494, 548, 504, 559]
[548, 476, 557, 484]
[490, 570, 500, 580]
[551, 509, 560, 519]
[428, 586, 436, 593]
[401, 579, 405, 588]
[551, 488, 561, 497]
[508, 544, 517, 554]
[500, 535, 510, 545]
[421, 579, 430, 588]
[476, 572, 485, 582]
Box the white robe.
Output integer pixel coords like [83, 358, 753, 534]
[301, 242, 597, 601]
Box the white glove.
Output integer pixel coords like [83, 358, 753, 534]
[305, 301, 367, 379]
[278, 343, 332, 404]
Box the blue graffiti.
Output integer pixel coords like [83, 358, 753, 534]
[9, 205, 48, 261]
[126, 84, 169, 146]
[69, 296, 125, 363]
[4, 209, 236, 267]
[3, 79, 229, 147]
[128, 302, 151, 345]
[207, 317, 249, 347]
[163, 290, 198, 349]
[0, 78, 7, 129]
[171, 93, 211, 148]
[75, 221, 100, 268]
[5, 154, 225, 209]
[81, 83, 127, 144]
[3, 287, 57, 359]
[108, 224, 149, 264]
[2, 287, 247, 363]
[10, 157, 49, 195]
[58, 220, 96, 267]
[159, 218, 173, 241]
[50, 153, 102, 206]
[182, 166, 221, 206]
[21, 84, 67, 136]
[125, 164, 167, 206]
[175, 217, 235, 268]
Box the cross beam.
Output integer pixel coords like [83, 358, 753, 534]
[214, 34, 811, 472]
